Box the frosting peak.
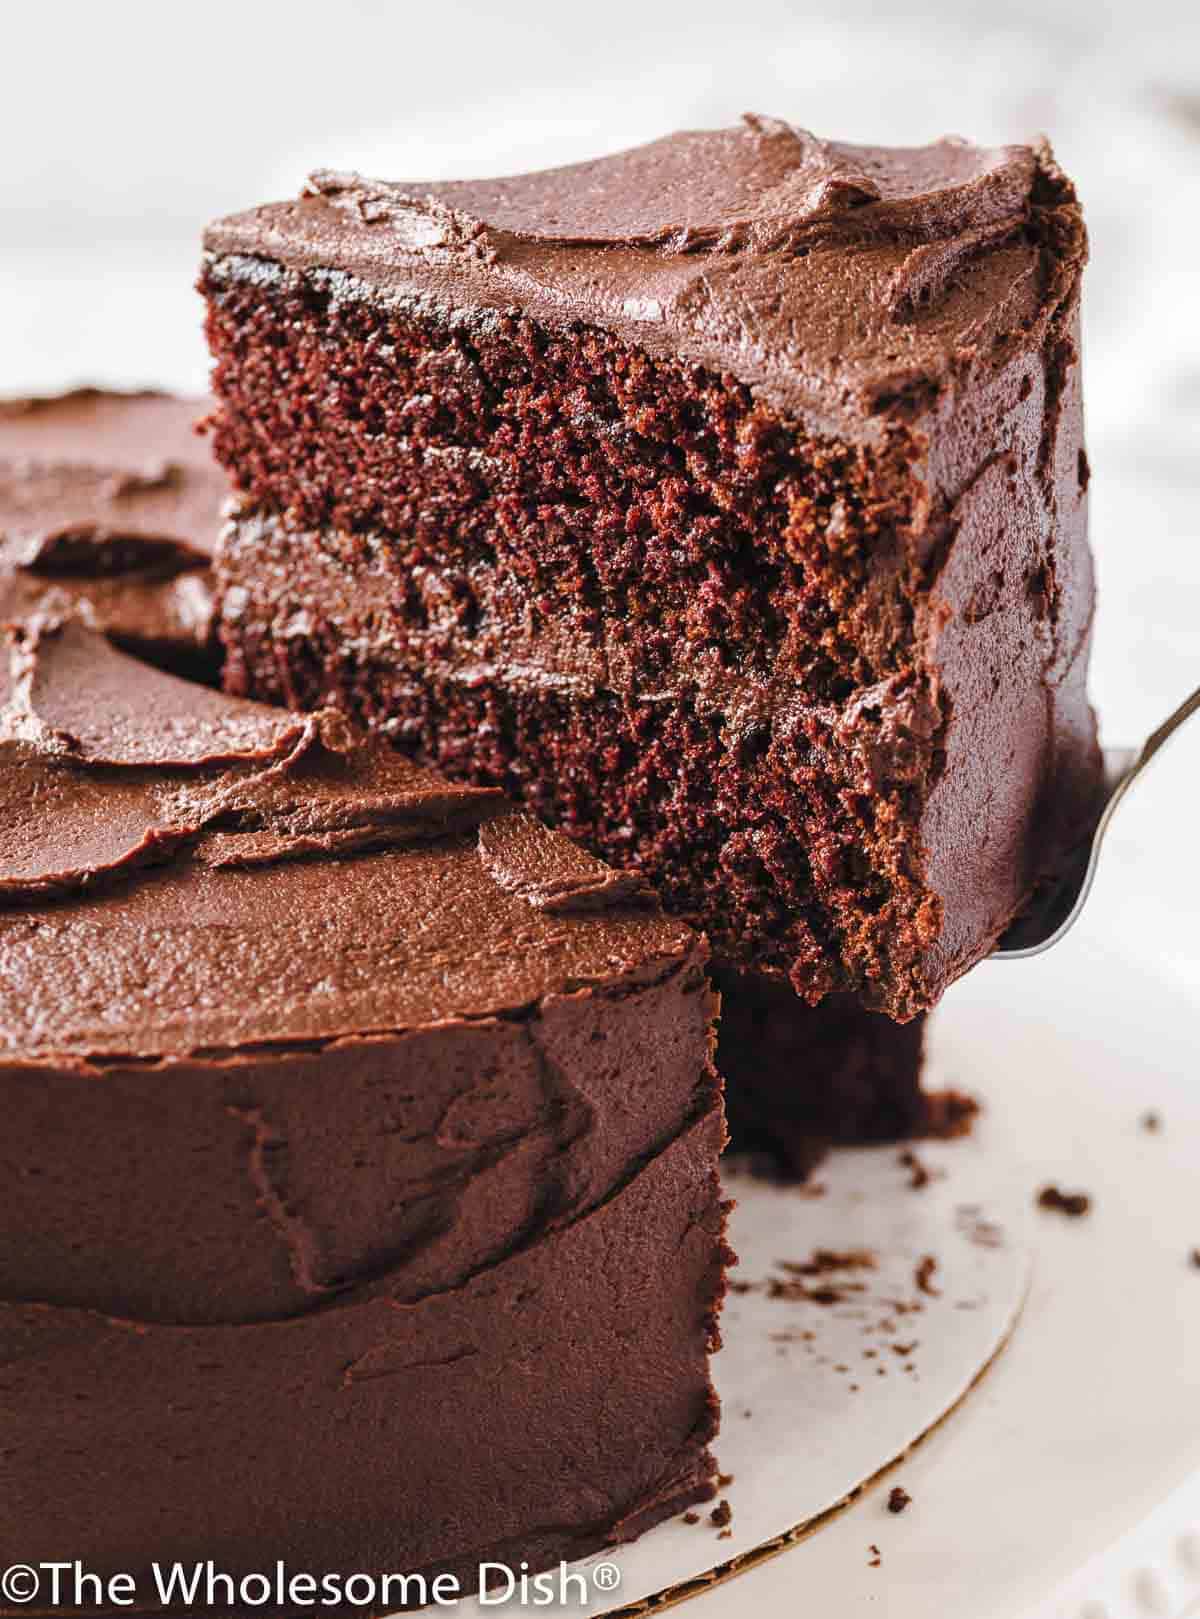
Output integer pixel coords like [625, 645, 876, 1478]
[0, 620, 503, 902]
[305, 115, 1037, 259]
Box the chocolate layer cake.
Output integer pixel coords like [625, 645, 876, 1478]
[203, 117, 1102, 1022]
[0, 390, 219, 675]
[0, 621, 727, 1606]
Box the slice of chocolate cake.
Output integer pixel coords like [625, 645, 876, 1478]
[201, 118, 1101, 1022]
[0, 621, 727, 1600]
[0, 390, 220, 676]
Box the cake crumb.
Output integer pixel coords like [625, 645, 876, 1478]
[1141, 1110, 1162, 1132]
[768, 1276, 858, 1306]
[887, 1486, 912, 1515]
[921, 1088, 980, 1140]
[899, 1149, 931, 1189]
[763, 1249, 877, 1305]
[781, 1248, 877, 1276]
[717, 1529, 732, 1541]
[868, 1544, 882, 1568]
[717, 1472, 735, 1488]
[683, 1512, 700, 1525]
[956, 1205, 1004, 1249]
[915, 1255, 941, 1297]
[1189, 1249, 1200, 1271]
[1037, 1184, 1091, 1218]
[710, 1499, 732, 1529]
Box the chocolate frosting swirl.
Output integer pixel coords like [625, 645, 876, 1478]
[307, 113, 1036, 258]
[0, 391, 222, 663]
[0, 622, 685, 1058]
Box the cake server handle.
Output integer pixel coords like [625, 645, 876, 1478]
[993, 680, 1200, 958]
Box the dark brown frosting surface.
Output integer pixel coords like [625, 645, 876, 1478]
[0, 622, 693, 1059]
[0, 391, 221, 660]
[205, 115, 1081, 430]
[0, 624, 723, 1591]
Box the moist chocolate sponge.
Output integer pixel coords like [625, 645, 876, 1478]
[201, 117, 1102, 1018]
[0, 621, 727, 1606]
[715, 970, 929, 1178]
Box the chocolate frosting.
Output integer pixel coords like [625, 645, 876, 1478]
[0, 622, 724, 1594]
[308, 116, 1034, 255]
[0, 391, 222, 663]
[2, 1109, 725, 1601]
[205, 115, 1081, 430]
[0, 621, 694, 1057]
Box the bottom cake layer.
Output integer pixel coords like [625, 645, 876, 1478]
[0, 1107, 726, 1616]
[715, 970, 927, 1179]
[715, 970, 978, 1179]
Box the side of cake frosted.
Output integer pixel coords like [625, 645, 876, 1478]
[0, 622, 729, 1595]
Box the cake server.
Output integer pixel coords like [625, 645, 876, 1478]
[994, 682, 1200, 957]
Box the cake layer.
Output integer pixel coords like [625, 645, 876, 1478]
[0, 390, 219, 675]
[216, 554, 935, 1000]
[714, 970, 931, 1178]
[203, 119, 1103, 1018]
[203, 119, 1076, 442]
[0, 620, 727, 1588]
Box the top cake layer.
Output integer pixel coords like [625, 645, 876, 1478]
[0, 620, 692, 1064]
[0, 390, 220, 668]
[205, 115, 1082, 434]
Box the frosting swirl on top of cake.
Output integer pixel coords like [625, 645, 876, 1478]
[306, 114, 1037, 259]
[0, 621, 673, 1057]
[0, 390, 223, 558]
[0, 390, 222, 661]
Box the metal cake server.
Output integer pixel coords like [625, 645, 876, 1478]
[994, 682, 1200, 958]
